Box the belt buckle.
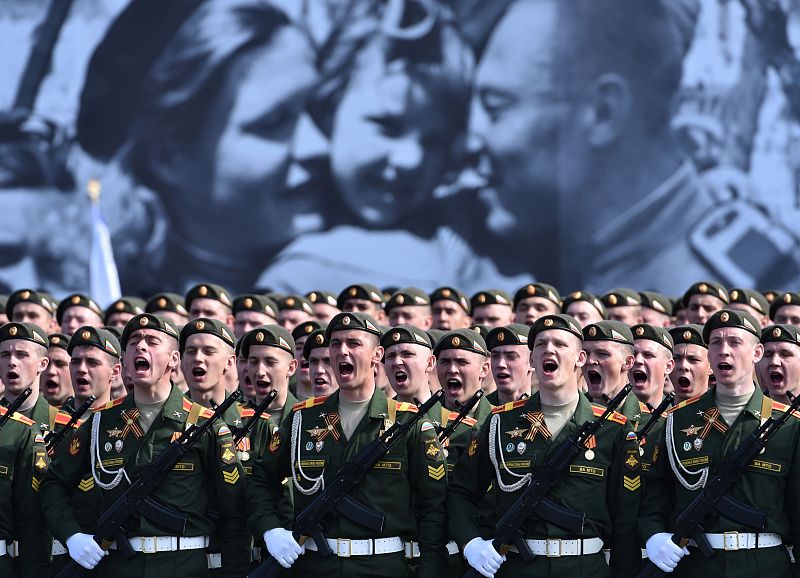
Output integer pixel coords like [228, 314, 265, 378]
[336, 538, 352, 557]
[546, 539, 562, 558]
[140, 537, 155, 554]
[723, 532, 740, 551]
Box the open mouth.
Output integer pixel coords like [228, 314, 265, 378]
[338, 362, 354, 378]
[133, 357, 150, 372]
[394, 370, 408, 385]
[717, 362, 733, 372]
[6, 371, 19, 381]
[677, 376, 691, 389]
[44, 379, 59, 392]
[446, 378, 463, 394]
[314, 377, 328, 386]
[542, 360, 558, 376]
[76, 377, 90, 387]
[632, 370, 647, 386]
[770, 371, 785, 386]
[587, 369, 601, 386]
[496, 371, 511, 381]
[255, 379, 271, 392]
[191, 367, 206, 377]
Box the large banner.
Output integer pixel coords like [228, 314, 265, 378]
[2, 0, 800, 299]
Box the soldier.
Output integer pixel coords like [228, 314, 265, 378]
[381, 325, 436, 405]
[435, 329, 494, 420]
[385, 288, 433, 330]
[758, 324, 800, 404]
[673, 299, 691, 327]
[582, 321, 641, 420]
[629, 324, 674, 407]
[306, 291, 340, 324]
[728, 288, 770, 329]
[292, 321, 324, 401]
[303, 329, 338, 398]
[55, 294, 103, 337]
[6, 289, 58, 334]
[40, 313, 250, 577]
[470, 290, 514, 328]
[232, 293, 278, 339]
[185, 283, 235, 327]
[485, 324, 533, 405]
[180, 318, 237, 413]
[0, 296, 8, 326]
[103, 297, 146, 329]
[276, 295, 315, 332]
[41, 334, 73, 408]
[668, 325, 711, 404]
[601, 289, 643, 326]
[512, 283, 561, 326]
[430, 286, 472, 331]
[639, 309, 800, 576]
[769, 292, 800, 327]
[561, 291, 606, 328]
[639, 291, 674, 328]
[682, 281, 728, 325]
[145, 293, 189, 328]
[448, 314, 642, 578]
[246, 312, 448, 577]
[337, 283, 388, 324]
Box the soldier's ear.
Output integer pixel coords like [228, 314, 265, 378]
[753, 342, 765, 364]
[581, 73, 631, 148]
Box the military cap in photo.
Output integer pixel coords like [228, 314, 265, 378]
[682, 281, 728, 307]
[631, 323, 674, 353]
[669, 324, 706, 349]
[233, 293, 278, 318]
[769, 292, 800, 320]
[277, 294, 314, 315]
[6, 288, 55, 319]
[426, 329, 446, 349]
[429, 286, 470, 314]
[326, 312, 382, 337]
[146, 292, 188, 316]
[600, 288, 641, 309]
[582, 320, 634, 346]
[184, 283, 233, 310]
[303, 329, 330, 360]
[433, 328, 488, 357]
[529, 314, 583, 346]
[47, 333, 70, 351]
[470, 289, 512, 310]
[179, 318, 235, 353]
[561, 291, 606, 318]
[487, 324, 530, 350]
[103, 296, 146, 324]
[239, 325, 295, 358]
[513, 283, 561, 309]
[306, 290, 338, 308]
[382, 286, 399, 301]
[336, 283, 385, 309]
[380, 325, 433, 350]
[56, 294, 103, 325]
[761, 324, 800, 347]
[292, 320, 325, 341]
[638, 291, 673, 315]
[469, 324, 492, 339]
[702, 309, 760, 343]
[0, 322, 48, 348]
[103, 326, 123, 339]
[120, 313, 180, 350]
[68, 326, 121, 358]
[762, 289, 781, 304]
[385, 287, 431, 312]
[728, 288, 769, 316]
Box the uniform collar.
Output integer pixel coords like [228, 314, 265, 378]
[129, 384, 187, 423]
[713, 384, 763, 420]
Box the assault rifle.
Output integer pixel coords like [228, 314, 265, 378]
[0, 388, 33, 430]
[45, 395, 96, 455]
[233, 390, 277, 445]
[637, 393, 675, 442]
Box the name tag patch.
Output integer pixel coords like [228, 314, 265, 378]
[569, 465, 604, 477]
[372, 460, 401, 471]
[749, 460, 781, 473]
[680, 456, 709, 467]
[503, 460, 531, 469]
[172, 462, 195, 472]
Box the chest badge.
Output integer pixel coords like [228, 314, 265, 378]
[521, 411, 552, 442]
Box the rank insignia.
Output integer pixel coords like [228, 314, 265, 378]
[68, 436, 80, 456]
[222, 468, 240, 485]
[425, 439, 441, 460]
[427, 464, 446, 481]
[623, 475, 641, 492]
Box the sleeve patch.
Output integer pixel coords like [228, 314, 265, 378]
[424, 438, 441, 460]
[623, 475, 641, 491]
[427, 464, 446, 480]
[222, 468, 240, 484]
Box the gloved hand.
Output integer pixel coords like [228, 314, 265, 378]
[645, 532, 689, 572]
[463, 537, 505, 578]
[264, 528, 304, 568]
[66, 533, 107, 569]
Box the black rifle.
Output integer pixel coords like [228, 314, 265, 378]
[55, 390, 242, 578]
[637, 393, 675, 442]
[0, 388, 33, 430]
[44, 395, 96, 456]
[233, 390, 278, 445]
[463, 384, 633, 577]
[436, 389, 485, 444]
[249, 389, 445, 578]
[637, 390, 800, 578]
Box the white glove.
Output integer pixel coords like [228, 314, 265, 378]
[264, 528, 304, 568]
[463, 537, 505, 578]
[66, 533, 107, 569]
[645, 532, 689, 572]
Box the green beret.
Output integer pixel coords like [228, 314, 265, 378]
[179, 318, 235, 353]
[103, 326, 123, 340]
[426, 329, 446, 349]
[682, 281, 728, 307]
[336, 284, 385, 309]
[728, 288, 769, 316]
[486, 324, 530, 350]
[470, 289, 512, 310]
[303, 329, 330, 360]
[0, 322, 48, 348]
[184, 283, 233, 310]
[582, 320, 634, 346]
[669, 324, 706, 349]
[239, 325, 295, 358]
[385, 287, 430, 312]
[380, 325, 433, 350]
[382, 287, 399, 301]
[306, 290, 338, 308]
[146, 292, 188, 316]
[56, 294, 103, 325]
[769, 292, 800, 320]
[326, 312, 382, 337]
[638, 291, 673, 315]
[561, 291, 606, 318]
[513, 283, 560, 309]
[469, 324, 492, 339]
[433, 328, 488, 357]
[429, 286, 470, 314]
[292, 320, 325, 341]
[233, 294, 277, 318]
[529, 314, 583, 346]
[120, 314, 180, 351]
[48, 333, 70, 351]
[104, 297, 145, 323]
[631, 323, 674, 353]
[7, 289, 55, 319]
[702, 309, 760, 343]
[67, 326, 121, 358]
[277, 294, 314, 315]
[761, 324, 800, 347]
[600, 288, 641, 309]
[762, 289, 781, 305]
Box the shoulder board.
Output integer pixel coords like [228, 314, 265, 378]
[447, 411, 477, 427]
[99, 397, 126, 411]
[54, 410, 79, 427]
[258, 412, 272, 421]
[240, 407, 255, 418]
[292, 395, 329, 411]
[198, 406, 214, 419]
[638, 401, 652, 414]
[182, 398, 193, 412]
[492, 399, 528, 414]
[394, 401, 418, 413]
[666, 394, 702, 414]
[591, 405, 628, 424]
[0, 407, 35, 426]
[770, 401, 800, 419]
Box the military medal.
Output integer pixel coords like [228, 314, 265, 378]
[683, 442, 691, 451]
[104, 442, 112, 452]
[584, 449, 595, 460]
[516, 442, 526, 455]
[239, 451, 250, 462]
[693, 438, 703, 451]
[305, 441, 314, 451]
[115, 440, 123, 453]
[639, 446, 645, 457]
[315, 440, 324, 452]
[506, 443, 514, 452]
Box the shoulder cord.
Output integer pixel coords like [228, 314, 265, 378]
[90, 411, 131, 490]
[488, 413, 531, 493]
[665, 411, 708, 491]
[290, 410, 325, 495]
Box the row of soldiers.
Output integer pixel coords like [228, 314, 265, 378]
[0, 279, 799, 577]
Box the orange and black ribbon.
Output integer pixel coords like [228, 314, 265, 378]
[522, 411, 552, 442]
[698, 407, 728, 441]
[120, 408, 144, 439]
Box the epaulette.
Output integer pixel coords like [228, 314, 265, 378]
[258, 412, 272, 421]
[665, 394, 702, 414]
[240, 407, 255, 418]
[198, 406, 214, 419]
[638, 401, 652, 414]
[448, 411, 477, 427]
[770, 401, 800, 419]
[98, 397, 126, 411]
[492, 399, 528, 414]
[591, 405, 627, 424]
[54, 410, 79, 427]
[394, 401, 418, 413]
[182, 398, 193, 412]
[293, 395, 329, 411]
[0, 407, 35, 426]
